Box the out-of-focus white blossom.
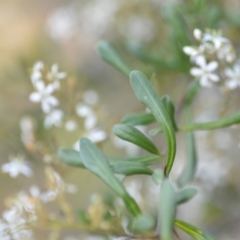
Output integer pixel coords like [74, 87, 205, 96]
[190, 56, 219, 87]
[75, 103, 93, 117]
[73, 128, 107, 151]
[44, 109, 64, 128]
[193, 28, 202, 40]
[19, 116, 35, 150]
[87, 128, 107, 143]
[31, 61, 44, 85]
[47, 7, 77, 41]
[29, 81, 58, 113]
[1, 155, 32, 178]
[83, 90, 99, 106]
[47, 64, 67, 89]
[65, 120, 78, 131]
[224, 62, 240, 89]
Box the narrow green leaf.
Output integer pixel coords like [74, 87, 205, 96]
[174, 220, 214, 240]
[108, 155, 160, 166]
[113, 124, 159, 155]
[184, 81, 200, 106]
[152, 169, 164, 185]
[121, 112, 155, 126]
[159, 179, 176, 240]
[58, 148, 85, 168]
[180, 111, 240, 131]
[161, 95, 178, 130]
[59, 148, 159, 168]
[80, 138, 141, 217]
[176, 188, 197, 205]
[96, 41, 131, 76]
[178, 131, 197, 188]
[112, 161, 153, 176]
[149, 127, 162, 136]
[130, 70, 176, 176]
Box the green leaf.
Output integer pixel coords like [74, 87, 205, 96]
[130, 70, 176, 176]
[161, 95, 178, 130]
[80, 138, 141, 217]
[96, 41, 131, 76]
[178, 131, 197, 188]
[180, 111, 240, 131]
[152, 169, 164, 185]
[77, 210, 91, 225]
[113, 124, 159, 155]
[159, 179, 176, 240]
[108, 155, 160, 166]
[184, 81, 200, 106]
[174, 220, 214, 240]
[121, 112, 155, 126]
[149, 127, 162, 136]
[58, 148, 85, 168]
[176, 188, 197, 205]
[112, 161, 153, 176]
[131, 214, 155, 233]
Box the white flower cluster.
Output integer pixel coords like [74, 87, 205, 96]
[29, 61, 66, 128]
[1, 155, 32, 178]
[73, 90, 107, 150]
[0, 167, 76, 239]
[183, 29, 240, 89]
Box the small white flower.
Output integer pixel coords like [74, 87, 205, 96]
[65, 120, 77, 131]
[83, 90, 99, 106]
[203, 30, 229, 50]
[1, 156, 32, 178]
[224, 63, 240, 89]
[44, 109, 64, 128]
[47, 64, 67, 89]
[31, 61, 44, 85]
[29, 81, 58, 113]
[183, 45, 205, 62]
[84, 114, 97, 130]
[193, 28, 202, 41]
[190, 56, 219, 87]
[73, 128, 107, 151]
[88, 128, 107, 143]
[75, 103, 93, 117]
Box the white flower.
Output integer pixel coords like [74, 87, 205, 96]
[202, 30, 229, 50]
[190, 56, 219, 87]
[29, 81, 58, 113]
[75, 103, 93, 117]
[84, 114, 97, 130]
[224, 63, 240, 89]
[44, 109, 64, 128]
[83, 90, 99, 106]
[47, 64, 67, 89]
[88, 128, 107, 142]
[31, 61, 44, 85]
[65, 120, 77, 131]
[183, 45, 205, 62]
[1, 156, 32, 178]
[73, 128, 107, 151]
[193, 28, 202, 41]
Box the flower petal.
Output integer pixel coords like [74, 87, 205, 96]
[29, 93, 41, 102]
[195, 56, 206, 68]
[190, 68, 203, 77]
[208, 73, 219, 82]
[206, 61, 218, 72]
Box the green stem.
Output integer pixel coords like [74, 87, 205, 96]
[180, 111, 240, 131]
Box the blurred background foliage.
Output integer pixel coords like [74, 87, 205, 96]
[1, 0, 240, 239]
